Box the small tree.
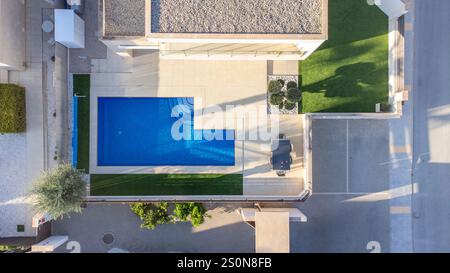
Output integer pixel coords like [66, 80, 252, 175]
[31, 164, 86, 219]
[173, 203, 209, 227]
[277, 79, 285, 88]
[284, 101, 296, 110]
[130, 202, 172, 230]
[268, 80, 282, 93]
[286, 81, 298, 90]
[270, 93, 284, 106]
[287, 88, 302, 103]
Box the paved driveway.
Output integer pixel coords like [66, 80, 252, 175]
[311, 119, 390, 194]
[287, 118, 392, 253]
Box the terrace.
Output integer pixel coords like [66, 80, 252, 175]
[103, 0, 324, 37]
[73, 50, 306, 200]
[150, 0, 323, 34]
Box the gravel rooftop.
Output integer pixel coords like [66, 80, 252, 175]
[104, 0, 146, 36]
[151, 0, 323, 34]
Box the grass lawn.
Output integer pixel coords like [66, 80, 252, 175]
[301, 0, 389, 113]
[73, 75, 90, 172]
[90, 174, 243, 196]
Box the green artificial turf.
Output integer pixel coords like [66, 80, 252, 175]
[90, 174, 244, 196]
[301, 0, 389, 113]
[73, 74, 90, 172]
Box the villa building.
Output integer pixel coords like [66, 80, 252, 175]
[100, 0, 328, 61]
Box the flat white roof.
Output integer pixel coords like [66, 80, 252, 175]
[255, 211, 290, 253]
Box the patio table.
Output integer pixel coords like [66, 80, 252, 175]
[272, 140, 292, 171]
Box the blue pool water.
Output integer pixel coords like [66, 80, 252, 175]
[97, 97, 235, 166]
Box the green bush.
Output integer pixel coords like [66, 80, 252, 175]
[31, 164, 86, 219]
[284, 101, 296, 110]
[268, 80, 282, 93]
[270, 93, 284, 106]
[0, 84, 26, 133]
[130, 202, 172, 230]
[380, 102, 392, 112]
[287, 88, 302, 103]
[286, 81, 298, 90]
[131, 202, 209, 229]
[173, 203, 209, 227]
[277, 79, 285, 88]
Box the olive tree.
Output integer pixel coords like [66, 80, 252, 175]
[31, 164, 87, 219]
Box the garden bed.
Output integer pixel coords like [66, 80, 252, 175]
[267, 75, 300, 115]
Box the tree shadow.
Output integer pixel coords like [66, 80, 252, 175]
[302, 62, 381, 98]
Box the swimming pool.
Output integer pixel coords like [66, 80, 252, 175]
[97, 97, 235, 166]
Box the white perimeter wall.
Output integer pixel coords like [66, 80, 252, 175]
[0, 0, 26, 71]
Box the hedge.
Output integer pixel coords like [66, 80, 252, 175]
[0, 84, 26, 133]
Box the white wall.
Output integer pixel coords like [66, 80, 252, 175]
[0, 0, 26, 71]
[55, 9, 85, 48]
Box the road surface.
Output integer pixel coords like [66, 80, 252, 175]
[412, 0, 450, 252]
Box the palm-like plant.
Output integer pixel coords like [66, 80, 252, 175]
[31, 164, 87, 219]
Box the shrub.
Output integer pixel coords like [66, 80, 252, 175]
[380, 102, 392, 112]
[287, 88, 302, 103]
[270, 93, 284, 106]
[286, 81, 298, 90]
[173, 203, 209, 227]
[130, 202, 172, 230]
[31, 164, 86, 219]
[131, 202, 209, 229]
[268, 80, 282, 93]
[284, 101, 297, 111]
[0, 84, 26, 133]
[277, 79, 285, 88]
